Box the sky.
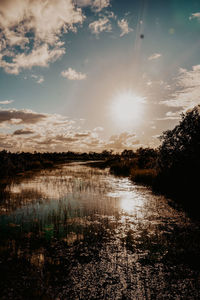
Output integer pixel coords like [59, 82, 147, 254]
[1, 0, 200, 152]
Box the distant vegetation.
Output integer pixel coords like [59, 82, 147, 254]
[1, 106, 200, 215]
[0, 150, 112, 180]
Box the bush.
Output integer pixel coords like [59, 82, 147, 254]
[110, 159, 137, 176]
[130, 169, 157, 186]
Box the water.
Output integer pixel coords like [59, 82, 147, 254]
[0, 162, 200, 299]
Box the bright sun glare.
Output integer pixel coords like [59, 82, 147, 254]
[111, 90, 145, 128]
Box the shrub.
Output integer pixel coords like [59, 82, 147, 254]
[130, 169, 157, 186]
[110, 159, 137, 176]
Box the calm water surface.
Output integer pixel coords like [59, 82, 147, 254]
[0, 162, 200, 299]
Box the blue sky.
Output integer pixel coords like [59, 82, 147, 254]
[1, 0, 200, 152]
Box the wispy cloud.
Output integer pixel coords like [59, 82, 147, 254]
[0, 100, 14, 105]
[37, 77, 44, 84]
[117, 19, 133, 37]
[189, 12, 200, 21]
[61, 68, 87, 80]
[89, 17, 112, 36]
[156, 111, 181, 121]
[106, 132, 140, 150]
[0, 0, 84, 74]
[165, 111, 181, 120]
[160, 65, 200, 110]
[31, 74, 44, 84]
[148, 53, 162, 60]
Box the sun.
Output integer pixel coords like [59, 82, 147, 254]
[110, 90, 146, 128]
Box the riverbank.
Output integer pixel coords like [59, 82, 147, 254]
[87, 159, 157, 186]
[88, 159, 200, 219]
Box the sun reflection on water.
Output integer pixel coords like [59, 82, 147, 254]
[107, 178, 146, 216]
[120, 192, 145, 214]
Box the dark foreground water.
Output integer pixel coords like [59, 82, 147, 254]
[0, 163, 200, 299]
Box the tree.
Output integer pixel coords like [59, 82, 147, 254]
[158, 106, 200, 172]
[156, 106, 200, 200]
[121, 149, 135, 158]
[136, 147, 158, 169]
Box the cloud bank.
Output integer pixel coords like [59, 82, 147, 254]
[0, 107, 140, 152]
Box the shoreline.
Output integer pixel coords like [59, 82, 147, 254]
[88, 160, 200, 220]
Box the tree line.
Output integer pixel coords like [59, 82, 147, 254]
[1, 106, 200, 214]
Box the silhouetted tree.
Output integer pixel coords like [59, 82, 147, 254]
[121, 149, 135, 158]
[136, 147, 158, 169]
[156, 106, 200, 201]
[158, 106, 200, 172]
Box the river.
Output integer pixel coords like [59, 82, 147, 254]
[0, 162, 200, 299]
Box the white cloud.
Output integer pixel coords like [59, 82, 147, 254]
[0, 0, 84, 74]
[89, 17, 112, 35]
[117, 19, 133, 37]
[106, 132, 140, 150]
[165, 111, 181, 119]
[31, 74, 44, 84]
[75, 0, 110, 12]
[156, 111, 181, 121]
[37, 77, 44, 84]
[61, 68, 87, 80]
[0, 44, 65, 74]
[0, 100, 14, 105]
[92, 0, 110, 12]
[148, 53, 162, 60]
[189, 12, 200, 21]
[160, 65, 200, 110]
